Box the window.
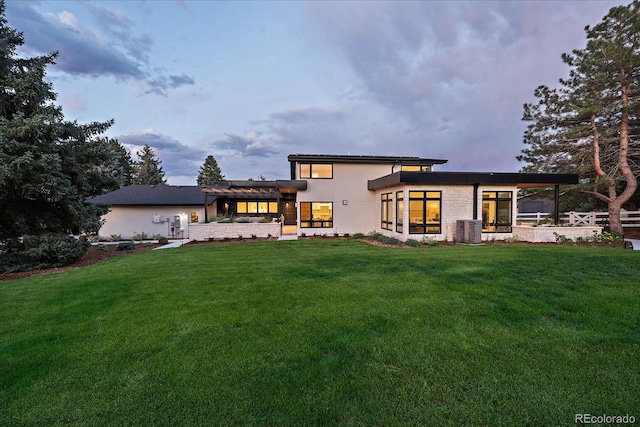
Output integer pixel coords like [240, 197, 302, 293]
[401, 165, 432, 172]
[409, 191, 441, 234]
[300, 202, 333, 228]
[396, 191, 404, 233]
[482, 191, 512, 232]
[190, 212, 199, 223]
[236, 201, 278, 214]
[381, 193, 393, 230]
[300, 163, 333, 179]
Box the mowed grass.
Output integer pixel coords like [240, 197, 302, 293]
[1, 240, 638, 426]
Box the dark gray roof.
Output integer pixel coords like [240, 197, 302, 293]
[87, 185, 211, 206]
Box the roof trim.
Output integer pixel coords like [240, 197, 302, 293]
[288, 154, 448, 165]
[367, 171, 579, 190]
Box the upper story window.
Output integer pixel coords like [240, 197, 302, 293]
[401, 165, 432, 172]
[300, 163, 333, 179]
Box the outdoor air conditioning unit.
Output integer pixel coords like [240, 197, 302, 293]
[456, 219, 482, 244]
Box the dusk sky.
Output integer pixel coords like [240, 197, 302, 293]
[5, 0, 622, 184]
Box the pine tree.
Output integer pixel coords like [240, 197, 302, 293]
[197, 155, 224, 185]
[133, 144, 166, 185]
[0, 1, 119, 254]
[519, 1, 640, 235]
[108, 138, 135, 187]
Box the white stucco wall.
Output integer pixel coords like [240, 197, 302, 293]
[295, 163, 397, 235]
[98, 206, 206, 239]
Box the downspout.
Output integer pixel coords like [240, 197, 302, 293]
[473, 183, 479, 220]
[554, 185, 560, 225]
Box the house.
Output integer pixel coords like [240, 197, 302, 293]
[87, 184, 211, 239]
[89, 154, 579, 242]
[287, 154, 578, 241]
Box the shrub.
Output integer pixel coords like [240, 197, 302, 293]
[251, 234, 257, 239]
[96, 243, 109, 251]
[259, 217, 272, 223]
[421, 236, 439, 247]
[353, 233, 365, 239]
[405, 239, 421, 247]
[110, 234, 122, 242]
[0, 233, 89, 272]
[158, 237, 169, 244]
[151, 234, 165, 240]
[132, 231, 148, 241]
[117, 242, 136, 251]
[369, 231, 401, 245]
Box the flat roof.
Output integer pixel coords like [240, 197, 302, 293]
[288, 154, 448, 165]
[368, 171, 579, 190]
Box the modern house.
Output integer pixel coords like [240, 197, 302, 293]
[88, 153, 579, 242]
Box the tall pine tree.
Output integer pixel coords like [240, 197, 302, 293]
[133, 144, 166, 185]
[519, 1, 640, 235]
[197, 155, 224, 185]
[108, 138, 136, 188]
[0, 2, 120, 253]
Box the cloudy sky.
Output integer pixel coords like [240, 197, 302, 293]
[5, 0, 622, 184]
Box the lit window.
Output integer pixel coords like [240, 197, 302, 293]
[401, 165, 432, 172]
[190, 212, 199, 223]
[300, 163, 333, 179]
[482, 191, 512, 232]
[300, 202, 333, 228]
[381, 193, 392, 230]
[409, 191, 441, 234]
[236, 201, 279, 214]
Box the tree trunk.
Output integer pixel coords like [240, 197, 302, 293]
[608, 201, 623, 236]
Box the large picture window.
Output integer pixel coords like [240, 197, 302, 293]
[396, 191, 404, 233]
[409, 191, 441, 234]
[300, 163, 333, 179]
[236, 201, 278, 214]
[381, 193, 392, 230]
[482, 191, 512, 232]
[300, 202, 333, 228]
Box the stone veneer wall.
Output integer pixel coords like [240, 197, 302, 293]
[188, 222, 281, 241]
[512, 225, 602, 243]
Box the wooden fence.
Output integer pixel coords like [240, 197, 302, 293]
[517, 210, 640, 228]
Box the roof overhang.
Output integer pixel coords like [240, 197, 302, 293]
[288, 154, 448, 165]
[367, 171, 579, 190]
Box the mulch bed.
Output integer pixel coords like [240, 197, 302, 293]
[0, 243, 162, 282]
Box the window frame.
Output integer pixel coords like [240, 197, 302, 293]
[401, 165, 432, 172]
[408, 191, 441, 234]
[396, 191, 404, 233]
[482, 191, 513, 233]
[299, 163, 333, 179]
[381, 193, 393, 230]
[300, 201, 333, 228]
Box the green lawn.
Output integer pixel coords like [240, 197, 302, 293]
[1, 240, 638, 426]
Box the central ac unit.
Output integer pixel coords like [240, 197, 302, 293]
[456, 219, 482, 244]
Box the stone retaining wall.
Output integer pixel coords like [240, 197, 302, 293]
[512, 225, 602, 243]
[188, 222, 281, 241]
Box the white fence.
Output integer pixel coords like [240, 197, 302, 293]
[517, 210, 640, 228]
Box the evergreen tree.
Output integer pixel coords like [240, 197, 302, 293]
[519, 1, 640, 235]
[108, 138, 135, 188]
[133, 144, 166, 185]
[0, 2, 119, 254]
[197, 154, 224, 185]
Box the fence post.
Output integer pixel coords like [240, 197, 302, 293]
[569, 211, 574, 226]
[590, 212, 595, 226]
